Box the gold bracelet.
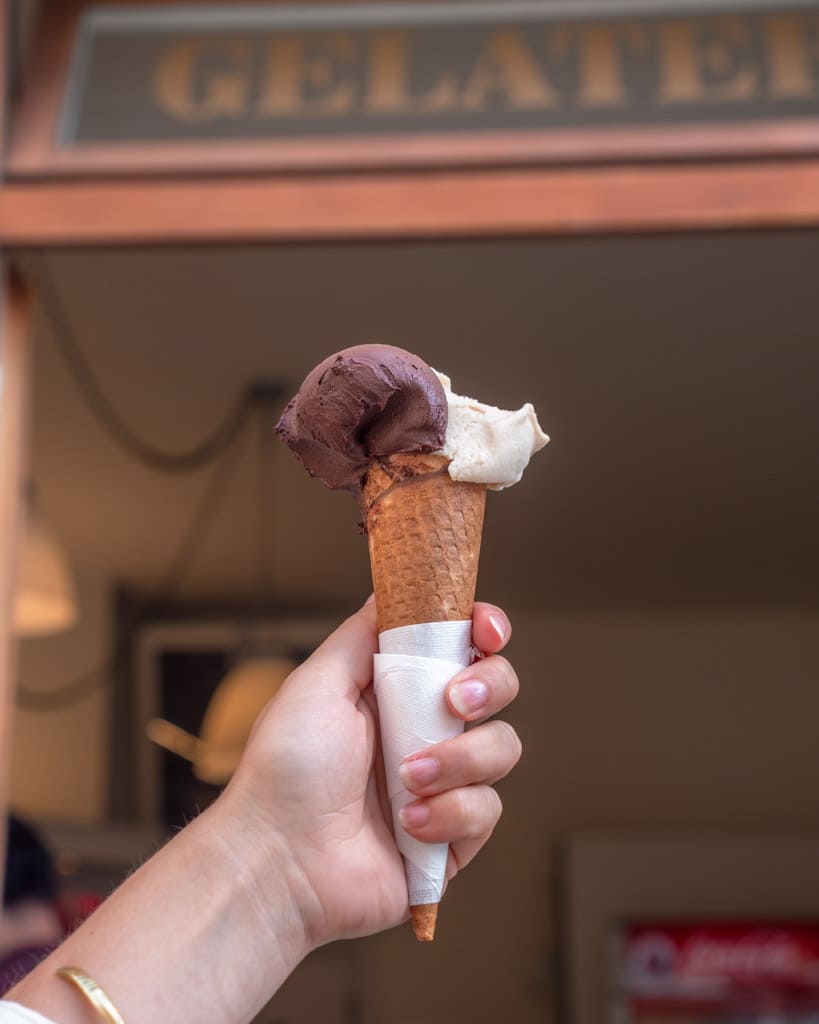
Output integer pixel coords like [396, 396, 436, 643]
[56, 967, 126, 1024]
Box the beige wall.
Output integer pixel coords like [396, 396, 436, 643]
[9, 570, 111, 824]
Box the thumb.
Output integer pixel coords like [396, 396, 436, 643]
[307, 595, 378, 694]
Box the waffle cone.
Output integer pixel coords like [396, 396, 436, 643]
[364, 453, 486, 634]
[410, 904, 438, 943]
[364, 453, 486, 942]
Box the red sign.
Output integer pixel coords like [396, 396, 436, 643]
[617, 922, 819, 1017]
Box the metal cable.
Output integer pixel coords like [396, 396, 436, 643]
[14, 257, 286, 710]
[15, 642, 127, 713]
[15, 420, 249, 711]
[150, 417, 249, 606]
[32, 254, 252, 474]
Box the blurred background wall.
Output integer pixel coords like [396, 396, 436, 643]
[5, 234, 818, 1022]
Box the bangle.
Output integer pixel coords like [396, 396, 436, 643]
[56, 967, 126, 1024]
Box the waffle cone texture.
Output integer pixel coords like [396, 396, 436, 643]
[364, 454, 486, 941]
[364, 453, 486, 634]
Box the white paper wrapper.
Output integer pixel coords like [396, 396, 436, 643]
[378, 620, 473, 665]
[374, 619, 472, 905]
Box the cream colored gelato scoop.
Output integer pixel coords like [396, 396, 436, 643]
[434, 371, 549, 489]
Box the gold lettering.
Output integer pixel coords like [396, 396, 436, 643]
[574, 23, 649, 107]
[259, 33, 355, 116]
[153, 38, 251, 121]
[765, 14, 819, 99]
[366, 31, 459, 113]
[660, 17, 757, 103]
[462, 29, 557, 111]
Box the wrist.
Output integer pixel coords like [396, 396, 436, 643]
[208, 784, 325, 958]
[8, 795, 317, 1024]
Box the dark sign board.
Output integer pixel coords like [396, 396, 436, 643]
[59, 1, 819, 147]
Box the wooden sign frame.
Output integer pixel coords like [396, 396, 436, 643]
[3, 0, 819, 245]
[9, 0, 819, 179]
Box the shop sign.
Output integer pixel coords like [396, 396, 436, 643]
[59, 2, 819, 146]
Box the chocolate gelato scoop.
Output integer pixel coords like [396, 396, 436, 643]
[276, 344, 448, 501]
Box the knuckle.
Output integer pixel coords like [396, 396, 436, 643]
[454, 786, 503, 840]
[453, 787, 473, 825]
[494, 720, 523, 766]
[463, 731, 489, 778]
[481, 787, 503, 831]
[472, 785, 499, 821]
[485, 656, 519, 703]
[458, 720, 522, 782]
[470, 786, 501, 835]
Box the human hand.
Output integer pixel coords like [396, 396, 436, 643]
[224, 597, 521, 950]
[5, 599, 521, 1024]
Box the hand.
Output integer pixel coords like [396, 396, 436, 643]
[6, 599, 521, 1024]
[225, 597, 522, 949]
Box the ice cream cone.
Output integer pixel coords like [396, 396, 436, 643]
[364, 453, 486, 941]
[279, 346, 547, 947]
[364, 453, 486, 634]
[410, 903, 438, 943]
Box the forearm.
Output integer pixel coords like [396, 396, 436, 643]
[7, 795, 313, 1024]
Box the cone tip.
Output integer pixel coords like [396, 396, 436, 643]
[411, 903, 438, 942]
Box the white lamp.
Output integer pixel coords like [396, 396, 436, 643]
[13, 490, 78, 637]
[147, 655, 295, 785]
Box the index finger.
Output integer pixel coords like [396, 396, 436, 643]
[472, 603, 512, 655]
[308, 595, 378, 693]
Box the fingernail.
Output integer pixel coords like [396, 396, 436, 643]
[488, 612, 509, 644]
[449, 680, 489, 717]
[399, 757, 439, 789]
[399, 802, 430, 829]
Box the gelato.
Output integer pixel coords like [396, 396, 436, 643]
[276, 344, 548, 504]
[434, 370, 548, 489]
[275, 344, 447, 499]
